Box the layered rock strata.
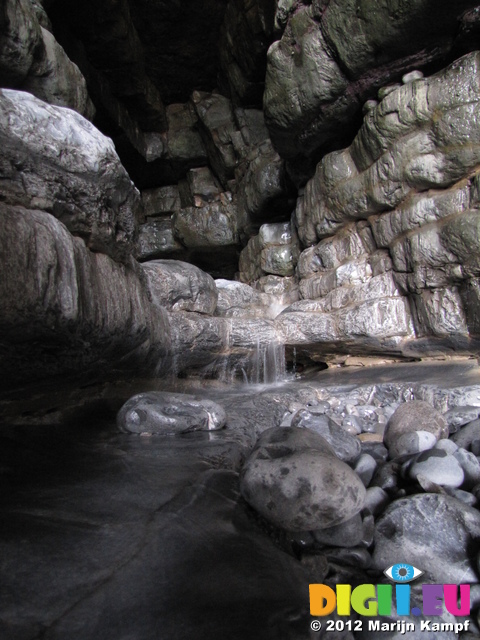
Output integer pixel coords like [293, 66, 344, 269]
[264, 0, 480, 182]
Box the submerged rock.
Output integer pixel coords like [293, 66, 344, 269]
[240, 427, 366, 531]
[117, 392, 227, 435]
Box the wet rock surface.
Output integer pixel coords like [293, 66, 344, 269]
[240, 426, 366, 531]
[117, 391, 226, 435]
[2, 364, 480, 637]
[0, 89, 139, 262]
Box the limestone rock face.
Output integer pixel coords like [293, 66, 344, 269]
[264, 0, 480, 178]
[142, 260, 218, 314]
[0, 204, 170, 385]
[0, 0, 94, 118]
[239, 221, 300, 282]
[22, 27, 95, 119]
[136, 217, 183, 261]
[215, 280, 275, 319]
[0, 0, 43, 86]
[240, 427, 366, 531]
[280, 54, 480, 359]
[0, 89, 139, 262]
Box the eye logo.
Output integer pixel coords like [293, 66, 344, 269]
[384, 563, 424, 583]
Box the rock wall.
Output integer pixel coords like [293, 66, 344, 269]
[264, 0, 480, 183]
[238, 53, 480, 362]
[2, 1, 480, 388]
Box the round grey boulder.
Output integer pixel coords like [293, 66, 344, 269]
[409, 449, 464, 488]
[452, 418, 480, 452]
[117, 391, 226, 435]
[384, 401, 448, 458]
[373, 493, 480, 584]
[291, 410, 361, 463]
[240, 427, 366, 532]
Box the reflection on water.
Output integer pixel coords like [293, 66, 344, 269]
[0, 411, 312, 640]
[2, 360, 480, 639]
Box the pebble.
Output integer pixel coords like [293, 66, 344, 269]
[453, 448, 480, 489]
[389, 429, 437, 457]
[291, 410, 361, 463]
[354, 453, 377, 487]
[452, 418, 480, 451]
[364, 486, 390, 516]
[409, 449, 464, 488]
[434, 438, 458, 454]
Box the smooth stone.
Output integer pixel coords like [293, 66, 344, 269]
[312, 513, 364, 548]
[353, 454, 377, 487]
[452, 418, 480, 451]
[409, 449, 464, 488]
[342, 415, 363, 435]
[240, 427, 366, 532]
[444, 488, 477, 507]
[364, 487, 390, 516]
[142, 260, 218, 314]
[373, 493, 480, 584]
[384, 401, 448, 458]
[291, 410, 361, 464]
[402, 69, 424, 83]
[371, 460, 402, 493]
[360, 441, 389, 464]
[117, 392, 226, 435]
[434, 439, 458, 454]
[389, 430, 437, 457]
[443, 406, 479, 433]
[453, 448, 480, 489]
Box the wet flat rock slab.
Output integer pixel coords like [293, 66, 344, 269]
[0, 422, 312, 640]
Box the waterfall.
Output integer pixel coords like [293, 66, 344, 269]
[221, 340, 287, 385]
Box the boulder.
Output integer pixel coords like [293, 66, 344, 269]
[142, 260, 218, 314]
[117, 392, 226, 435]
[136, 218, 184, 261]
[0, 204, 170, 385]
[0, 89, 139, 262]
[240, 427, 366, 531]
[291, 410, 361, 464]
[373, 493, 480, 584]
[384, 401, 449, 458]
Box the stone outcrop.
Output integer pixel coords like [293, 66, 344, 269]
[0, 89, 139, 262]
[239, 221, 301, 281]
[264, 0, 480, 182]
[267, 53, 480, 361]
[143, 260, 218, 314]
[0, 204, 170, 385]
[0, 0, 94, 118]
